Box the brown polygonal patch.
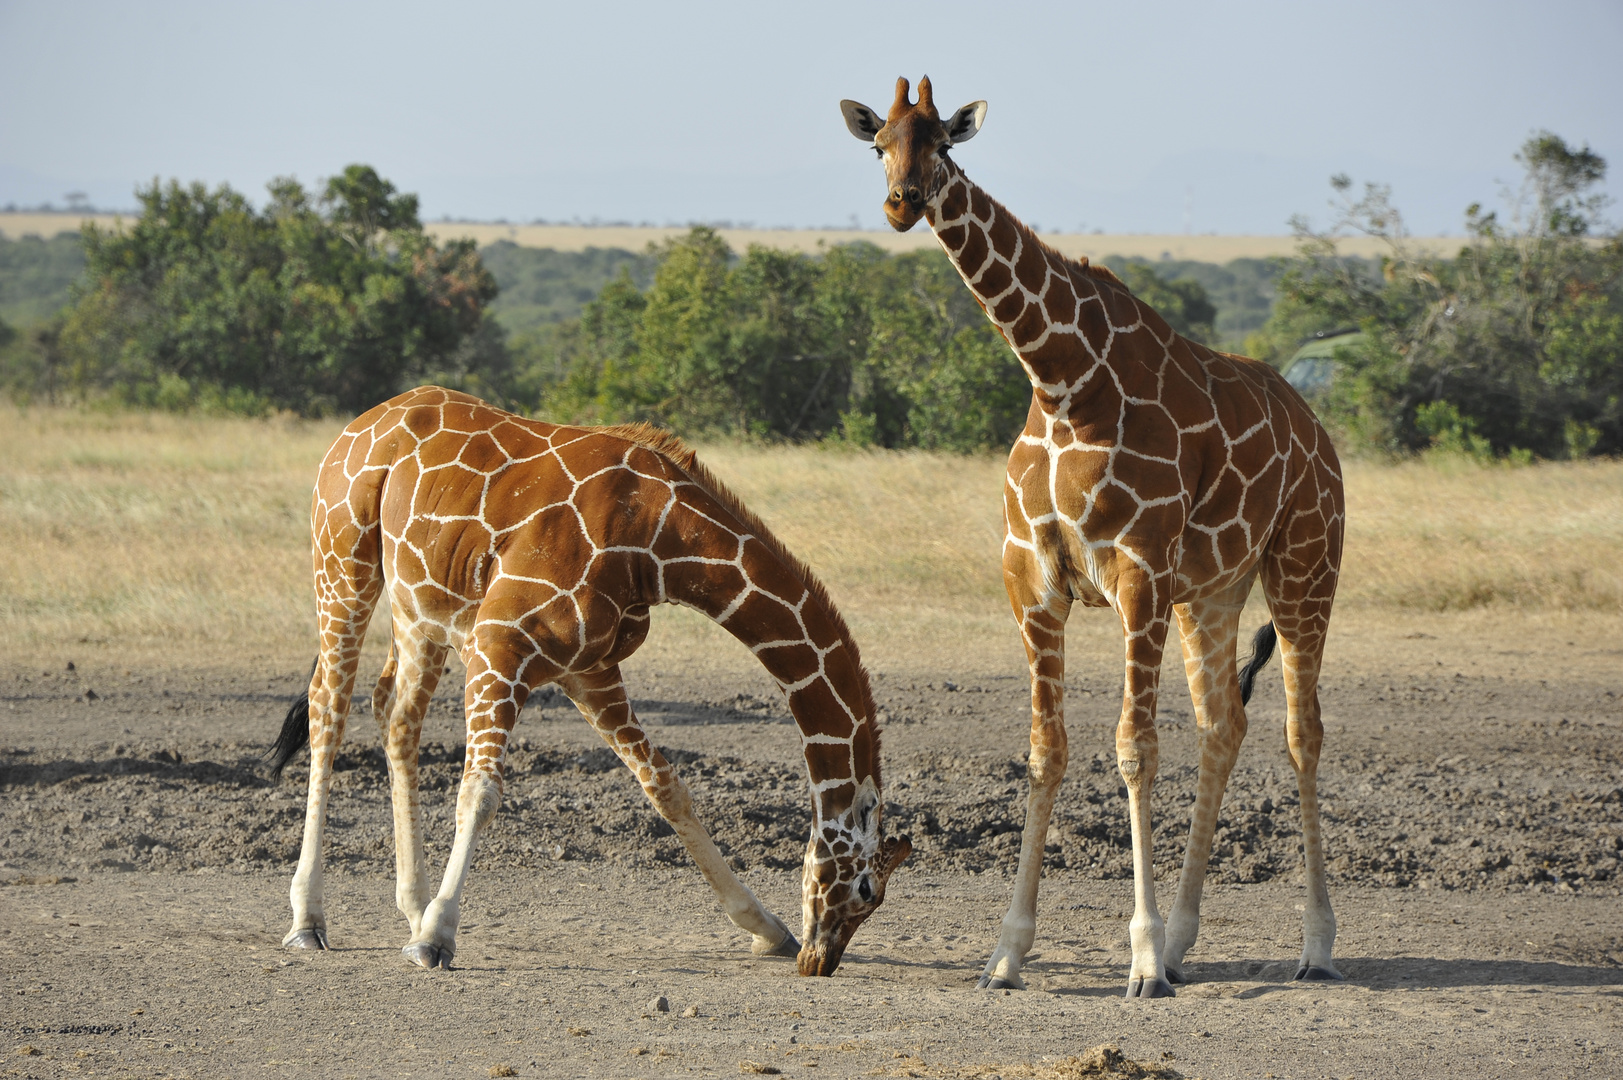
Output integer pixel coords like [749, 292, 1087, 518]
[803, 741, 853, 785]
[790, 678, 856, 740]
[417, 430, 466, 470]
[988, 213, 1019, 259]
[936, 224, 967, 250]
[1014, 238, 1049, 294]
[957, 225, 990, 276]
[1009, 303, 1048, 349]
[970, 186, 992, 220]
[992, 290, 1026, 325]
[975, 258, 1013, 299]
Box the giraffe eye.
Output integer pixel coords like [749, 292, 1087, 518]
[857, 876, 875, 903]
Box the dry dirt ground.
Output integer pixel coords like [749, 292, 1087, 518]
[2, 610, 1620, 1079]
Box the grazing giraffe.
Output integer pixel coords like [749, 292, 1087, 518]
[270, 386, 910, 975]
[841, 77, 1345, 997]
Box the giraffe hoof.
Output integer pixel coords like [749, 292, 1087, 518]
[752, 931, 801, 958]
[1293, 965, 1344, 982]
[975, 973, 1025, 991]
[402, 942, 453, 970]
[283, 927, 328, 951]
[1125, 976, 1176, 999]
[1164, 967, 1187, 985]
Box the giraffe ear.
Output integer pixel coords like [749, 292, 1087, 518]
[877, 834, 912, 883]
[853, 776, 880, 834]
[840, 100, 884, 143]
[945, 100, 987, 144]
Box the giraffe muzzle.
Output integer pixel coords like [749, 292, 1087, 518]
[884, 190, 926, 232]
[796, 934, 852, 977]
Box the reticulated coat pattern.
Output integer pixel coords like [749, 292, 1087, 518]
[284, 387, 907, 975]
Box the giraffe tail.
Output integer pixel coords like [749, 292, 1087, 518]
[1237, 621, 1277, 706]
[268, 657, 317, 776]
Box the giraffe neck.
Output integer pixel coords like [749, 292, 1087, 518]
[923, 158, 1137, 411]
[653, 481, 880, 832]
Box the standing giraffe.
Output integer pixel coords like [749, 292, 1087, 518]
[270, 386, 909, 975]
[841, 78, 1345, 997]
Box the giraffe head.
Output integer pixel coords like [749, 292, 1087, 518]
[840, 76, 986, 232]
[797, 774, 913, 976]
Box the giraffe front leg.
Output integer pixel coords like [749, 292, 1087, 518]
[1116, 583, 1175, 999]
[979, 598, 1070, 991]
[561, 668, 798, 958]
[376, 636, 447, 939]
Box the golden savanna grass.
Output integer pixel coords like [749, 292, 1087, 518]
[1, 407, 1619, 671]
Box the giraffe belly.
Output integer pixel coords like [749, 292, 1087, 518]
[1067, 568, 1111, 607]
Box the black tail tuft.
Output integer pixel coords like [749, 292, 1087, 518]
[269, 687, 313, 778]
[1237, 621, 1278, 707]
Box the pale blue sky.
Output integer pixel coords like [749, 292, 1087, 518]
[2, 0, 1619, 235]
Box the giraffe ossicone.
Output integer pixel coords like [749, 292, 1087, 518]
[272, 387, 909, 976]
[843, 76, 1347, 997]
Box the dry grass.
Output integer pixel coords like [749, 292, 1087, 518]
[2, 407, 1619, 673]
[1340, 453, 1623, 612]
[1, 212, 1459, 262]
[0, 408, 344, 666]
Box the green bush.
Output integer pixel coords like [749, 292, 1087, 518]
[1258, 133, 1622, 459]
[7, 166, 503, 415]
[532, 229, 1034, 451]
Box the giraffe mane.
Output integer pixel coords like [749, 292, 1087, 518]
[1031, 230, 1125, 288]
[599, 421, 882, 768]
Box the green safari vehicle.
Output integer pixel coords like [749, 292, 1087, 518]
[1280, 328, 1364, 399]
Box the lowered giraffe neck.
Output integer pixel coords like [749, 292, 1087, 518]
[924, 159, 1122, 403]
[668, 542, 880, 826]
[643, 458, 881, 831]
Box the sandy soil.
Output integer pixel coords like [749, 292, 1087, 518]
[2, 610, 1620, 1078]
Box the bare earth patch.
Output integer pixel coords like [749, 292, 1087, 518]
[3, 607, 1620, 1079]
[2, 415, 1619, 1076]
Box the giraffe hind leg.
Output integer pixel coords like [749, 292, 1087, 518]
[1264, 559, 1343, 982]
[273, 663, 322, 950]
[284, 554, 384, 950]
[1161, 587, 1250, 984]
[284, 625, 374, 951]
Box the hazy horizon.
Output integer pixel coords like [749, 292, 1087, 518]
[2, 0, 1619, 236]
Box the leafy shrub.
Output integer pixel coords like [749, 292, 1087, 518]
[532, 229, 1041, 451]
[1258, 132, 1622, 459]
[7, 166, 503, 415]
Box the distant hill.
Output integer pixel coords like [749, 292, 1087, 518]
[1, 212, 1464, 261]
[481, 241, 653, 336]
[0, 215, 1366, 347]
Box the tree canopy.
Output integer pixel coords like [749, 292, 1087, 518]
[11, 166, 503, 414]
[532, 228, 1045, 450]
[1253, 132, 1622, 459]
